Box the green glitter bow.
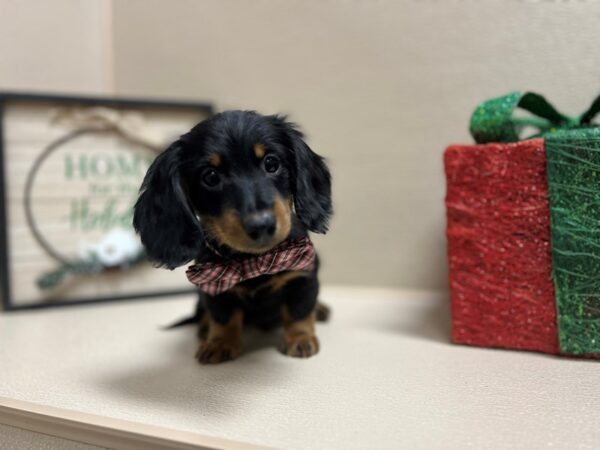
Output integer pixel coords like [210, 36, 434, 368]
[470, 91, 600, 144]
[470, 91, 600, 356]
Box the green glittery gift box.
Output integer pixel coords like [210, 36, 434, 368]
[546, 126, 600, 356]
[447, 92, 600, 357]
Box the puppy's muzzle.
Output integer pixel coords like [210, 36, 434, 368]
[242, 210, 277, 244]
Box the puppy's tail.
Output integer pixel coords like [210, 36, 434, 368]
[161, 291, 206, 330]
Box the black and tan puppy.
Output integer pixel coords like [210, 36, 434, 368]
[133, 111, 332, 364]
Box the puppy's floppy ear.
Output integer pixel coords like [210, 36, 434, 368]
[274, 117, 332, 233]
[133, 138, 204, 269]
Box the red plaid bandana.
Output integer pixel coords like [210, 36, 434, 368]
[186, 237, 316, 296]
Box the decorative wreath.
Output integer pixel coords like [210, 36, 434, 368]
[24, 107, 162, 289]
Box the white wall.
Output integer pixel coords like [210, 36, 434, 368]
[0, 0, 112, 94]
[111, 0, 600, 289]
[2, 0, 600, 289]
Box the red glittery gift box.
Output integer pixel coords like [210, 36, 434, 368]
[445, 139, 560, 354]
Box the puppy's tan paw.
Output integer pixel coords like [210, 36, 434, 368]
[279, 334, 320, 358]
[196, 338, 242, 364]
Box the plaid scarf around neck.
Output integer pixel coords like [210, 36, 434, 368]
[186, 237, 316, 296]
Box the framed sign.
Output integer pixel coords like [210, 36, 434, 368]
[0, 92, 213, 310]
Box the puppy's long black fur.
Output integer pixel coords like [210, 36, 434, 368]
[134, 111, 332, 363]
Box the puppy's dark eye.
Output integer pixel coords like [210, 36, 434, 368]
[201, 168, 221, 187]
[263, 155, 280, 173]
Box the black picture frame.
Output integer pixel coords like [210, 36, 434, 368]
[0, 91, 214, 311]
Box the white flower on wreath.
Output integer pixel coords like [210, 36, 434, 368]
[78, 228, 142, 267]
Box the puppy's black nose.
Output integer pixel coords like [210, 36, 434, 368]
[243, 211, 276, 242]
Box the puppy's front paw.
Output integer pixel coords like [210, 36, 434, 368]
[279, 334, 320, 358]
[196, 338, 242, 364]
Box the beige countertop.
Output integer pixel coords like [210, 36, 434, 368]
[0, 286, 598, 449]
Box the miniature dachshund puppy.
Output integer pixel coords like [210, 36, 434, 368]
[133, 111, 332, 364]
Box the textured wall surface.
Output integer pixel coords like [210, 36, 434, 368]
[0, 0, 112, 94]
[1, 0, 600, 289]
[111, 0, 600, 289]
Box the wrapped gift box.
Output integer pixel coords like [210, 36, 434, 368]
[546, 127, 600, 355]
[445, 92, 600, 358]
